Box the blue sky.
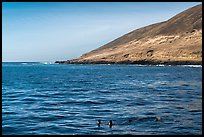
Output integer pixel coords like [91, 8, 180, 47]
[2, 2, 201, 62]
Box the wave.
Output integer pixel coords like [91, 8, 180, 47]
[155, 64, 165, 67]
[180, 65, 202, 68]
[21, 63, 28, 65]
[39, 62, 55, 65]
[154, 64, 202, 67]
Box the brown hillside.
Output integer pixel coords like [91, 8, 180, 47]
[56, 4, 202, 65]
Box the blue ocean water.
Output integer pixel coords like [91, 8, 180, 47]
[2, 62, 202, 135]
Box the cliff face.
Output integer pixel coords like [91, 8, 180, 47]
[57, 4, 202, 65]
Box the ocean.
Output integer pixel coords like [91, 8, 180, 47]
[2, 62, 202, 135]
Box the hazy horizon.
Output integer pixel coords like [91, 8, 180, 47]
[2, 2, 201, 62]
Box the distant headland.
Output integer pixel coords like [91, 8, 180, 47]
[56, 4, 202, 65]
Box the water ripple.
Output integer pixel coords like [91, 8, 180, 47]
[2, 64, 202, 135]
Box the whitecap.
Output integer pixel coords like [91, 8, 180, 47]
[21, 63, 28, 65]
[156, 64, 165, 67]
[40, 61, 55, 65]
[181, 65, 202, 68]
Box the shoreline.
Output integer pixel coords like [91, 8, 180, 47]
[55, 60, 202, 65]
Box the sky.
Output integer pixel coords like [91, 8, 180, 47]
[2, 2, 202, 62]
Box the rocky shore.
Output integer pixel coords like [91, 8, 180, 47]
[55, 60, 202, 65]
